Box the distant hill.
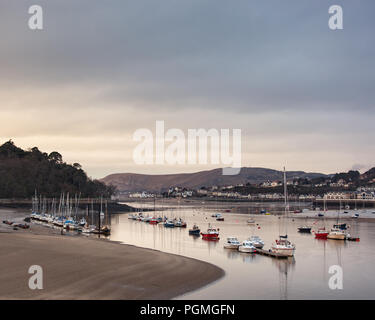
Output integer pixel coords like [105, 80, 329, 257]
[0, 140, 116, 198]
[101, 167, 329, 192]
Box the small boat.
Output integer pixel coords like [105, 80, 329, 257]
[271, 236, 295, 257]
[238, 240, 256, 253]
[314, 228, 329, 239]
[174, 218, 187, 228]
[270, 168, 295, 257]
[81, 225, 96, 234]
[298, 226, 312, 233]
[347, 236, 360, 242]
[164, 219, 175, 228]
[149, 217, 159, 225]
[298, 216, 312, 233]
[188, 224, 200, 236]
[216, 214, 224, 221]
[143, 216, 152, 223]
[201, 225, 220, 241]
[224, 237, 241, 249]
[247, 235, 264, 249]
[327, 228, 346, 240]
[79, 218, 87, 227]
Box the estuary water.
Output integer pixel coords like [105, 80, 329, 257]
[109, 202, 375, 300]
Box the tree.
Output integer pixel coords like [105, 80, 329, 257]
[48, 151, 63, 164]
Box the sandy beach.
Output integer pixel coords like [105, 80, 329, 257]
[0, 209, 224, 300]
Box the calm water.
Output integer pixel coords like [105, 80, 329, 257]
[109, 202, 375, 299]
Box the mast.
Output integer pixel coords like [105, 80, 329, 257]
[283, 166, 288, 236]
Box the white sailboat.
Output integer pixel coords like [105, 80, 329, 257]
[271, 167, 295, 257]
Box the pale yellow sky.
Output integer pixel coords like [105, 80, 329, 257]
[1, 1, 374, 178]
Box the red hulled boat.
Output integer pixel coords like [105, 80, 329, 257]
[201, 225, 220, 241]
[314, 228, 329, 239]
[149, 217, 159, 225]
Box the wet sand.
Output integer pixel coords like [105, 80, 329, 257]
[0, 209, 224, 300]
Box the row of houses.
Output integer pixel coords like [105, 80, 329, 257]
[323, 190, 375, 200]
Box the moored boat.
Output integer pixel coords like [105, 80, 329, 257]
[271, 236, 295, 257]
[270, 167, 295, 257]
[327, 227, 346, 240]
[247, 235, 264, 249]
[201, 225, 220, 241]
[188, 224, 200, 236]
[224, 237, 241, 249]
[238, 240, 256, 253]
[216, 214, 224, 221]
[314, 227, 329, 239]
[149, 217, 159, 225]
[164, 219, 175, 228]
[298, 226, 312, 233]
[174, 218, 187, 228]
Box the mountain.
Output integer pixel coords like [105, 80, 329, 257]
[101, 167, 329, 193]
[0, 140, 116, 198]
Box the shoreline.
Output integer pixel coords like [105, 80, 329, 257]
[0, 209, 224, 300]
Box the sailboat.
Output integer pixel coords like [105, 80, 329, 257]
[315, 199, 329, 239]
[271, 167, 295, 257]
[327, 208, 346, 240]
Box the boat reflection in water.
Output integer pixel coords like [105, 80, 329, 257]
[225, 248, 241, 260]
[239, 252, 257, 264]
[272, 257, 296, 300]
[110, 200, 373, 300]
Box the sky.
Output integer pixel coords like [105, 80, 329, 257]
[0, 0, 374, 178]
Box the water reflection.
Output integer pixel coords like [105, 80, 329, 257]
[239, 252, 257, 264]
[225, 249, 241, 260]
[109, 203, 375, 299]
[272, 258, 296, 300]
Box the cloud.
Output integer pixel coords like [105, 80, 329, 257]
[0, 0, 374, 177]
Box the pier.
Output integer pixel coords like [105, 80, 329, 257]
[255, 248, 289, 259]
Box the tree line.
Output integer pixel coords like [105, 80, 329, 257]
[0, 140, 116, 199]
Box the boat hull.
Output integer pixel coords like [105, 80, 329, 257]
[315, 232, 329, 239]
[327, 233, 345, 240]
[238, 246, 256, 253]
[251, 242, 264, 249]
[189, 229, 200, 235]
[224, 244, 240, 249]
[201, 233, 219, 241]
[271, 247, 295, 257]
